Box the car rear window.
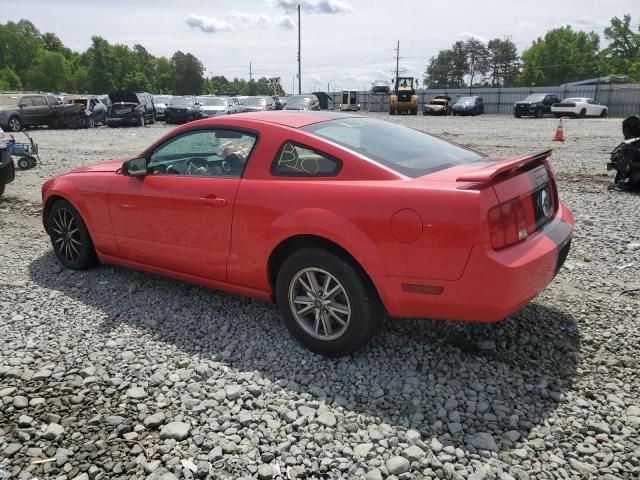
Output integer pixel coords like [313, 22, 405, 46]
[302, 117, 483, 178]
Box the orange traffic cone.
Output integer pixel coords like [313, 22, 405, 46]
[553, 118, 565, 142]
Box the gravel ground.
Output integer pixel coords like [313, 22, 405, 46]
[1, 114, 639, 480]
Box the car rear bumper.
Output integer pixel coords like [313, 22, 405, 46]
[373, 202, 574, 322]
[107, 116, 139, 126]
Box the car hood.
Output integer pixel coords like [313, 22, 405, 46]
[515, 101, 536, 106]
[201, 106, 225, 111]
[425, 104, 445, 109]
[71, 158, 125, 173]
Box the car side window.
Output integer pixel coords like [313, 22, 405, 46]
[272, 142, 342, 177]
[18, 97, 33, 107]
[32, 96, 47, 106]
[148, 129, 257, 178]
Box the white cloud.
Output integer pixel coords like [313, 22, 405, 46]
[185, 14, 233, 34]
[457, 31, 488, 43]
[517, 20, 537, 30]
[272, 0, 353, 14]
[276, 15, 295, 30]
[226, 10, 271, 29]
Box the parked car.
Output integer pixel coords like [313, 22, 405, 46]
[0, 93, 61, 131]
[273, 96, 285, 110]
[64, 95, 108, 127]
[0, 127, 15, 197]
[371, 80, 391, 94]
[107, 91, 155, 127]
[152, 95, 173, 120]
[514, 93, 561, 118]
[229, 97, 242, 114]
[165, 96, 199, 124]
[242, 96, 277, 112]
[284, 95, 320, 111]
[423, 96, 452, 116]
[197, 97, 232, 118]
[452, 96, 484, 116]
[41, 112, 573, 356]
[551, 98, 608, 118]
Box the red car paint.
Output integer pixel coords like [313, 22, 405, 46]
[42, 112, 574, 322]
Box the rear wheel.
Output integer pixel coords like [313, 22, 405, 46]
[536, 108, 543, 118]
[389, 107, 395, 115]
[411, 108, 418, 115]
[276, 248, 381, 356]
[0, 183, 5, 197]
[579, 108, 586, 118]
[47, 200, 99, 270]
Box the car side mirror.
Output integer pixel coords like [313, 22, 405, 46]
[122, 157, 147, 177]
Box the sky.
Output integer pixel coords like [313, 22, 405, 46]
[0, 0, 635, 93]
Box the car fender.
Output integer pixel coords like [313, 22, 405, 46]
[270, 206, 385, 275]
[42, 176, 95, 232]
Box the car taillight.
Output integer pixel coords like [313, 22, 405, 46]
[488, 197, 528, 250]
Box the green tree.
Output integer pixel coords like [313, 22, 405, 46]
[487, 38, 520, 87]
[172, 51, 204, 95]
[0, 20, 44, 82]
[87, 36, 116, 93]
[42, 32, 72, 57]
[465, 38, 490, 86]
[519, 26, 600, 85]
[0, 68, 22, 90]
[26, 50, 70, 91]
[423, 43, 467, 88]
[601, 15, 640, 76]
[154, 57, 175, 93]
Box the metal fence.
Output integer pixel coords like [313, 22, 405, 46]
[325, 84, 640, 117]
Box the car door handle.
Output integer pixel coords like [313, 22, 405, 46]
[200, 196, 227, 206]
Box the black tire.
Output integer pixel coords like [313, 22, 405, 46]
[579, 108, 586, 118]
[275, 248, 382, 356]
[84, 116, 95, 129]
[411, 108, 418, 115]
[600, 109, 607, 118]
[389, 107, 395, 115]
[17, 157, 31, 170]
[514, 112, 521, 118]
[47, 199, 99, 270]
[537, 108, 543, 118]
[28, 156, 37, 168]
[0, 183, 4, 197]
[554, 113, 562, 118]
[8, 116, 22, 132]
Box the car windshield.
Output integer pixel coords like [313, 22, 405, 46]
[286, 96, 311, 107]
[303, 117, 484, 178]
[524, 94, 546, 102]
[563, 98, 586, 103]
[455, 97, 475, 104]
[200, 98, 226, 106]
[429, 100, 446, 105]
[154, 96, 172, 104]
[169, 97, 190, 106]
[244, 97, 267, 106]
[66, 99, 88, 106]
[0, 95, 20, 107]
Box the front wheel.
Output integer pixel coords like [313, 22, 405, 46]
[0, 183, 5, 197]
[47, 200, 99, 270]
[8, 116, 22, 132]
[600, 109, 608, 118]
[579, 108, 586, 118]
[276, 248, 381, 356]
[17, 157, 31, 170]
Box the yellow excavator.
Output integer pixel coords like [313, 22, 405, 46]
[389, 77, 418, 115]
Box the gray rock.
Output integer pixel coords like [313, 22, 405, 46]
[317, 411, 337, 428]
[44, 422, 65, 440]
[406, 429, 421, 444]
[126, 386, 147, 399]
[13, 395, 28, 409]
[353, 443, 373, 458]
[448, 422, 463, 434]
[160, 421, 191, 441]
[257, 464, 273, 479]
[366, 469, 383, 480]
[144, 411, 166, 428]
[386, 456, 410, 475]
[146, 468, 178, 480]
[32, 369, 53, 380]
[576, 442, 598, 455]
[466, 432, 499, 452]
[225, 384, 243, 400]
[403, 445, 426, 462]
[569, 458, 595, 475]
[3, 443, 21, 457]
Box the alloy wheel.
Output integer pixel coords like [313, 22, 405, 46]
[288, 267, 351, 341]
[50, 207, 82, 263]
[9, 117, 21, 131]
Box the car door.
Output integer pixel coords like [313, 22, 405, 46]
[108, 128, 258, 280]
[17, 96, 36, 124]
[586, 99, 600, 116]
[30, 96, 50, 125]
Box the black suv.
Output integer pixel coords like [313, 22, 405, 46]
[0, 94, 61, 131]
[514, 93, 560, 118]
[107, 91, 155, 127]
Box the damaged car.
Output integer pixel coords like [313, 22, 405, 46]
[423, 96, 452, 116]
[64, 95, 108, 127]
[107, 91, 155, 127]
[607, 115, 640, 190]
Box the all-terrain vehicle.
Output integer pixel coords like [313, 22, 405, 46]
[607, 115, 640, 190]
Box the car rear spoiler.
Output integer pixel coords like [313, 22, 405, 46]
[456, 150, 553, 183]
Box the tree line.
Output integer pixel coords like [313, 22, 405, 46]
[423, 15, 640, 88]
[0, 19, 284, 96]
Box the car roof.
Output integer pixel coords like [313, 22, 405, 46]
[228, 111, 362, 128]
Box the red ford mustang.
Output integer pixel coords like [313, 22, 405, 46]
[42, 112, 573, 355]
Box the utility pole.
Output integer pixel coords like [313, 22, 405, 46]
[327, 82, 330, 92]
[249, 62, 252, 82]
[297, 4, 302, 95]
[394, 40, 400, 94]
